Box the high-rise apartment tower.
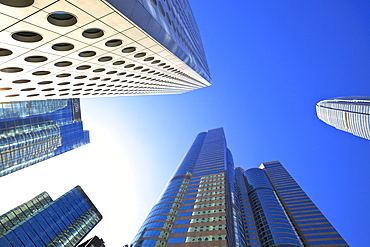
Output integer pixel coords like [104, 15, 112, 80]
[0, 0, 210, 101]
[0, 98, 89, 177]
[0, 186, 102, 247]
[132, 128, 348, 246]
[316, 96, 370, 140]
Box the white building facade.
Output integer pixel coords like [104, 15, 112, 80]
[0, 0, 211, 101]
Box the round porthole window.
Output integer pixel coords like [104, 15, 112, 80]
[82, 28, 104, 39]
[0, 0, 34, 7]
[122, 47, 136, 53]
[134, 52, 146, 58]
[79, 51, 96, 57]
[1, 67, 23, 73]
[52, 43, 74, 51]
[25, 56, 47, 62]
[12, 31, 42, 42]
[47, 12, 77, 27]
[0, 48, 12, 56]
[105, 39, 122, 47]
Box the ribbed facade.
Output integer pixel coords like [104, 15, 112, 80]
[0, 0, 210, 101]
[0, 98, 89, 177]
[0, 186, 102, 247]
[316, 96, 370, 140]
[132, 129, 348, 247]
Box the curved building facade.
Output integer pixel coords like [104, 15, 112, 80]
[0, 0, 210, 101]
[316, 96, 370, 140]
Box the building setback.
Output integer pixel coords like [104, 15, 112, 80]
[0, 0, 210, 101]
[316, 96, 370, 140]
[0, 186, 102, 247]
[132, 128, 348, 246]
[0, 98, 89, 177]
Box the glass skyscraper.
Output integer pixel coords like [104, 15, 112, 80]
[316, 96, 370, 140]
[132, 128, 347, 246]
[0, 98, 89, 177]
[0, 0, 210, 101]
[0, 186, 102, 247]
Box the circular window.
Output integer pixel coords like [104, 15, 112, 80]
[144, 57, 154, 62]
[13, 79, 30, 84]
[54, 61, 72, 67]
[98, 56, 112, 62]
[122, 47, 136, 53]
[45, 94, 56, 96]
[75, 75, 87, 79]
[163, 65, 170, 69]
[102, 78, 111, 81]
[21, 88, 36, 91]
[52, 42, 74, 51]
[72, 93, 81, 96]
[47, 12, 77, 27]
[142, 68, 149, 72]
[117, 72, 126, 76]
[60, 93, 69, 96]
[1, 67, 23, 73]
[113, 60, 125, 65]
[5, 94, 19, 97]
[106, 71, 117, 74]
[151, 60, 160, 64]
[59, 88, 69, 91]
[56, 73, 71, 78]
[83, 93, 91, 95]
[79, 51, 96, 57]
[0, 48, 12, 56]
[93, 68, 105, 73]
[126, 74, 134, 77]
[42, 88, 54, 91]
[134, 66, 143, 70]
[25, 55, 47, 62]
[57, 82, 70, 85]
[105, 39, 122, 47]
[0, 87, 11, 91]
[76, 65, 91, 70]
[38, 81, 53, 85]
[82, 28, 104, 39]
[112, 79, 119, 82]
[73, 83, 84, 86]
[134, 52, 146, 58]
[90, 77, 100, 80]
[0, 0, 34, 7]
[12, 31, 42, 42]
[32, 71, 50, 76]
[72, 88, 82, 91]
[158, 63, 166, 66]
[86, 83, 96, 86]
[27, 94, 39, 97]
[124, 64, 135, 68]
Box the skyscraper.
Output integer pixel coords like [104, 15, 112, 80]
[316, 96, 370, 140]
[0, 0, 210, 101]
[132, 128, 347, 246]
[77, 236, 105, 247]
[0, 185, 102, 247]
[0, 98, 89, 177]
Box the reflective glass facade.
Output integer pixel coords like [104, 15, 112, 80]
[0, 186, 102, 247]
[316, 96, 370, 140]
[0, 98, 90, 177]
[132, 129, 348, 246]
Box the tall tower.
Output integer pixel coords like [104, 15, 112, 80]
[316, 96, 370, 140]
[132, 129, 348, 246]
[0, 98, 89, 177]
[0, 0, 210, 101]
[0, 186, 102, 247]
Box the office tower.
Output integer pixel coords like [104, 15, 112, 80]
[316, 96, 370, 140]
[77, 236, 105, 247]
[0, 0, 210, 101]
[0, 98, 89, 177]
[132, 128, 348, 246]
[0, 186, 102, 247]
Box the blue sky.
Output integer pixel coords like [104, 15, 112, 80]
[1, 0, 369, 246]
